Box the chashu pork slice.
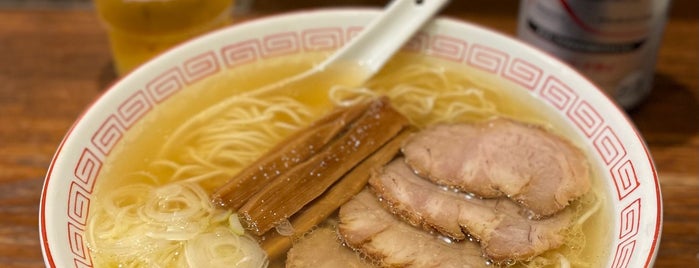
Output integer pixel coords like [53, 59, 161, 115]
[338, 190, 489, 268]
[402, 118, 590, 217]
[370, 158, 573, 262]
[286, 226, 374, 268]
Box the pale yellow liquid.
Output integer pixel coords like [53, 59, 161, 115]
[92, 52, 611, 267]
[95, 0, 233, 75]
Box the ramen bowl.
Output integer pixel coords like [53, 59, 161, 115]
[40, 9, 661, 268]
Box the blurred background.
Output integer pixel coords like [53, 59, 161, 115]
[1, 0, 696, 17]
[0, 1, 696, 268]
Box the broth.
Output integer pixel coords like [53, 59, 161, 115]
[87, 52, 611, 267]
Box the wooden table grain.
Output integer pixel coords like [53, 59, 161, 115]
[0, 1, 696, 267]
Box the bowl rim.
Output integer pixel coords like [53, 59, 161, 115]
[39, 7, 662, 268]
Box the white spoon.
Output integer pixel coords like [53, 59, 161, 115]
[252, 0, 451, 97]
[162, 0, 450, 158]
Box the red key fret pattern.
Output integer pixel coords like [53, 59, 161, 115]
[55, 26, 653, 268]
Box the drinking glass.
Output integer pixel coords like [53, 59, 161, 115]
[95, 0, 234, 75]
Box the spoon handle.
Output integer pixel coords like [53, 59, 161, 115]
[318, 0, 451, 79]
[249, 0, 451, 98]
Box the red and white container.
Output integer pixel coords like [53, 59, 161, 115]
[517, 0, 671, 109]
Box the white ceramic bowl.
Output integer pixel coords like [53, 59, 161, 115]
[40, 9, 661, 267]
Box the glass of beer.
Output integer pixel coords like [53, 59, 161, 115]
[95, 0, 234, 75]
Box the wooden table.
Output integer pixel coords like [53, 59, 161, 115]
[0, 1, 696, 267]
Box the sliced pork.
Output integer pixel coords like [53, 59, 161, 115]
[286, 226, 374, 268]
[402, 118, 590, 217]
[370, 158, 573, 262]
[338, 190, 489, 268]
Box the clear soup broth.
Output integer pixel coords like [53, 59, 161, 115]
[87, 52, 611, 267]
